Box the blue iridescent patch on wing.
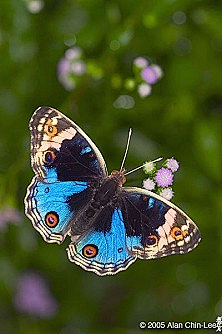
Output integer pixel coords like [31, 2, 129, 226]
[126, 235, 142, 252]
[80, 146, 92, 155]
[77, 209, 129, 261]
[34, 180, 88, 233]
[44, 168, 58, 183]
[69, 208, 136, 275]
[148, 197, 155, 209]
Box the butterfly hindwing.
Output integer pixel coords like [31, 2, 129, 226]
[120, 187, 201, 259]
[25, 175, 92, 243]
[67, 208, 136, 276]
[25, 106, 107, 243]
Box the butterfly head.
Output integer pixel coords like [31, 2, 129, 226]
[110, 170, 126, 186]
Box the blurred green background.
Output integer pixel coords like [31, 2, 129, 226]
[0, 0, 221, 333]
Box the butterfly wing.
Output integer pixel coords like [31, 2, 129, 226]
[28, 106, 107, 180]
[24, 106, 108, 243]
[67, 184, 200, 276]
[120, 187, 201, 259]
[67, 207, 136, 276]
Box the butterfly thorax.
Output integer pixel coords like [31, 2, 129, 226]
[91, 170, 126, 208]
[110, 170, 126, 186]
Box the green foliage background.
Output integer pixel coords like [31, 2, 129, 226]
[0, 0, 221, 333]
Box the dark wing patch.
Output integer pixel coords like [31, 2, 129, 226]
[119, 187, 201, 259]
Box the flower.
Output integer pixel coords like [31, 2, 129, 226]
[138, 83, 152, 97]
[133, 57, 149, 68]
[57, 58, 70, 77]
[143, 178, 155, 191]
[27, 0, 44, 14]
[166, 158, 179, 172]
[65, 46, 82, 60]
[150, 64, 163, 79]
[141, 66, 158, 84]
[143, 161, 155, 173]
[0, 206, 22, 231]
[57, 58, 75, 91]
[14, 272, 58, 318]
[57, 46, 86, 90]
[133, 58, 163, 98]
[155, 167, 174, 187]
[71, 60, 86, 76]
[160, 188, 174, 200]
[142, 156, 179, 200]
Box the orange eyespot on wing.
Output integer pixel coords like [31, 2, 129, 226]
[170, 226, 183, 240]
[44, 119, 58, 138]
[45, 211, 59, 228]
[82, 244, 98, 258]
[44, 149, 56, 165]
[146, 234, 159, 246]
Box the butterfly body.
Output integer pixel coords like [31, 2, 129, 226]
[25, 106, 201, 275]
[66, 170, 125, 236]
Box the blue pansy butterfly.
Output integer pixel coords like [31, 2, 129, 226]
[24, 107, 201, 276]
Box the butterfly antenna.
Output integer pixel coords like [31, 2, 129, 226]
[124, 157, 163, 176]
[120, 128, 133, 172]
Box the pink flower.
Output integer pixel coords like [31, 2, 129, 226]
[65, 46, 82, 60]
[0, 206, 22, 231]
[141, 66, 158, 84]
[133, 57, 149, 68]
[14, 272, 58, 318]
[57, 58, 70, 78]
[57, 46, 85, 91]
[138, 83, 152, 97]
[160, 188, 174, 200]
[166, 158, 179, 172]
[155, 168, 174, 187]
[150, 64, 163, 79]
[143, 178, 155, 191]
[71, 60, 86, 76]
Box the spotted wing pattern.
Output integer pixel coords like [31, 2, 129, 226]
[24, 106, 107, 243]
[120, 187, 200, 259]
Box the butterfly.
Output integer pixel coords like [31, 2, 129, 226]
[24, 106, 201, 276]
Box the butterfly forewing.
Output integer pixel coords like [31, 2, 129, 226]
[29, 106, 108, 180]
[120, 187, 201, 259]
[25, 106, 108, 244]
